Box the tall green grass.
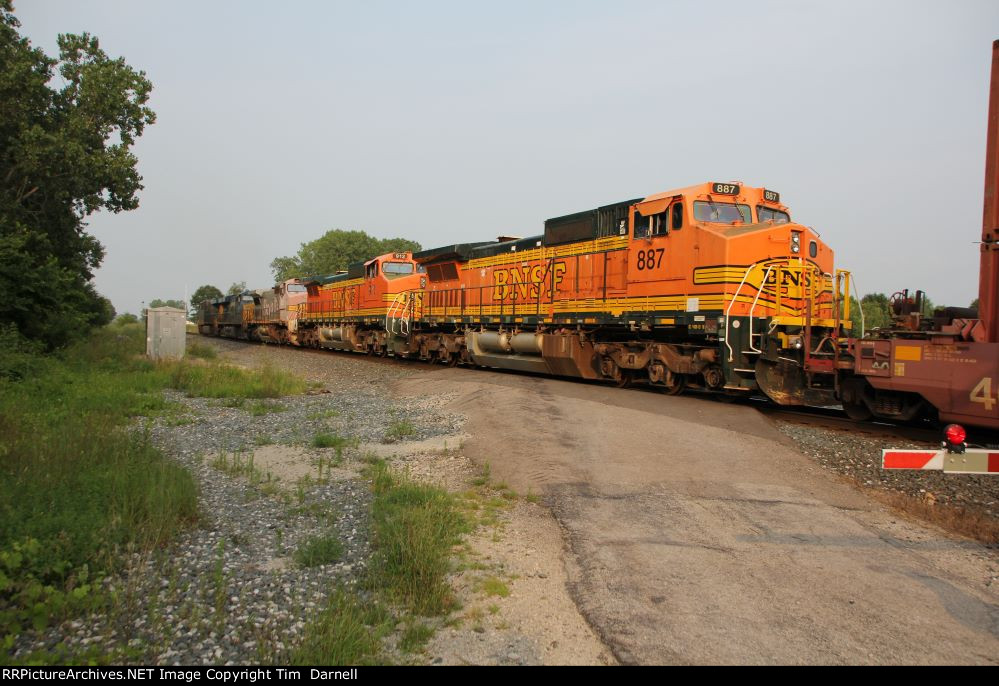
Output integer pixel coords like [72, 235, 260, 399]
[290, 592, 392, 665]
[0, 324, 307, 647]
[166, 362, 305, 399]
[0, 325, 200, 643]
[365, 460, 470, 615]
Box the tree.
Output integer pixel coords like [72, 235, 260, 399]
[148, 298, 184, 310]
[919, 293, 936, 318]
[227, 282, 247, 296]
[0, 1, 155, 348]
[270, 229, 422, 282]
[970, 297, 980, 311]
[860, 293, 892, 331]
[189, 284, 223, 318]
[848, 295, 863, 336]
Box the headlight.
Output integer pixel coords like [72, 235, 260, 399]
[791, 243, 800, 253]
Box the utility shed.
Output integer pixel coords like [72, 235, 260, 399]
[146, 306, 187, 360]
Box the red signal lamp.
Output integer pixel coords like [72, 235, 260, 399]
[943, 424, 967, 454]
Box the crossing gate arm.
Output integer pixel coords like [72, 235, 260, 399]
[882, 448, 999, 475]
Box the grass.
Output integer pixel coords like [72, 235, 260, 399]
[478, 576, 510, 598]
[294, 535, 345, 568]
[471, 462, 491, 487]
[249, 401, 286, 416]
[166, 361, 305, 399]
[384, 419, 416, 443]
[290, 591, 393, 665]
[0, 324, 313, 652]
[186, 341, 218, 360]
[398, 622, 434, 653]
[0, 324, 200, 644]
[313, 433, 353, 450]
[364, 459, 471, 615]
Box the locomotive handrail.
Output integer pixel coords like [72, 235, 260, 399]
[725, 262, 759, 362]
[746, 263, 778, 355]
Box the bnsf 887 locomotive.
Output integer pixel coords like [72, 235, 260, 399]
[199, 181, 855, 409]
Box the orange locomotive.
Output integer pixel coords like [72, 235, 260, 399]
[292, 182, 855, 407]
[297, 252, 427, 354]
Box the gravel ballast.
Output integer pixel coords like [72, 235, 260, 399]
[11, 340, 465, 664]
[775, 421, 999, 520]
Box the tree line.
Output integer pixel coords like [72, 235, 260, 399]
[1, 1, 154, 349]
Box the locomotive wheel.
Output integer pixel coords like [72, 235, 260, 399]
[661, 372, 686, 396]
[615, 369, 633, 388]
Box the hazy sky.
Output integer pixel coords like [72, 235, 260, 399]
[15, 0, 999, 315]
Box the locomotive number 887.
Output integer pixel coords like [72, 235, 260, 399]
[200, 181, 855, 409]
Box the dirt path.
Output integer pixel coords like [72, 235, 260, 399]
[397, 367, 999, 665]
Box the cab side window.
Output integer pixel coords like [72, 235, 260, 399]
[366, 262, 378, 278]
[671, 202, 683, 230]
[635, 210, 672, 238]
[633, 211, 651, 238]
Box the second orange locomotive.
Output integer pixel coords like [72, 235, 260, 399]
[286, 181, 854, 407]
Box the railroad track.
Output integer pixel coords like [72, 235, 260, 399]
[753, 404, 943, 444]
[196, 333, 999, 447]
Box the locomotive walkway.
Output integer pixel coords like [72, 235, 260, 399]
[400, 369, 999, 665]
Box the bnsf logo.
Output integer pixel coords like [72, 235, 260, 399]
[492, 262, 567, 300]
[764, 268, 813, 288]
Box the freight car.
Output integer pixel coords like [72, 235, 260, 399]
[200, 181, 856, 410]
[836, 40, 999, 432]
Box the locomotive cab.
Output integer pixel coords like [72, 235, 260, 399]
[618, 182, 852, 404]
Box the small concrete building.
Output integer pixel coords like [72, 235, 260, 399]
[146, 306, 187, 360]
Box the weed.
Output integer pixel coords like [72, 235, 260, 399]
[290, 591, 392, 665]
[0, 326, 199, 640]
[212, 541, 227, 623]
[365, 460, 471, 615]
[167, 361, 306, 399]
[398, 622, 435, 653]
[253, 434, 275, 447]
[471, 462, 491, 487]
[294, 535, 344, 568]
[478, 576, 510, 598]
[249, 401, 286, 416]
[384, 419, 416, 443]
[186, 341, 218, 360]
[313, 433, 354, 450]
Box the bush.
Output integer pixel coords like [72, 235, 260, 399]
[0, 323, 43, 381]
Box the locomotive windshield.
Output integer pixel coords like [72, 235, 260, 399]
[382, 262, 415, 277]
[287, 284, 307, 292]
[757, 206, 790, 224]
[693, 201, 751, 224]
